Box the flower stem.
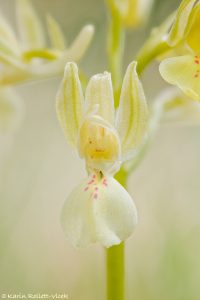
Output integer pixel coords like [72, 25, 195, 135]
[106, 242, 125, 300]
[106, 5, 126, 299]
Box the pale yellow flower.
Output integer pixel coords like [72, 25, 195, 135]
[56, 61, 148, 247]
[0, 0, 94, 85]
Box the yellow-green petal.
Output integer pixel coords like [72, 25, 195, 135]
[159, 55, 200, 101]
[66, 25, 94, 61]
[116, 61, 148, 160]
[167, 0, 197, 47]
[85, 72, 115, 124]
[16, 0, 45, 50]
[107, 0, 154, 28]
[46, 14, 66, 51]
[56, 62, 84, 147]
[0, 14, 20, 56]
[186, 3, 200, 53]
[30, 25, 94, 78]
[122, 0, 154, 28]
[106, 0, 128, 19]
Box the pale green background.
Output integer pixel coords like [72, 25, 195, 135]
[0, 1, 200, 300]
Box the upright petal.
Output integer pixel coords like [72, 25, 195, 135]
[122, 0, 154, 28]
[85, 72, 115, 124]
[116, 61, 148, 160]
[16, 0, 45, 49]
[56, 62, 84, 147]
[46, 14, 66, 51]
[167, 0, 197, 47]
[0, 14, 20, 56]
[30, 25, 94, 78]
[61, 174, 137, 248]
[106, 0, 128, 18]
[107, 0, 154, 28]
[66, 25, 94, 61]
[186, 3, 200, 53]
[159, 55, 200, 101]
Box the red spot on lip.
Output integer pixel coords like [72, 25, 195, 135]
[88, 180, 94, 185]
[102, 178, 108, 186]
[194, 60, 199, 64]
[92, 175, 96, 179]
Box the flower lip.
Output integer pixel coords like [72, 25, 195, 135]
[61, 174, 138, 248]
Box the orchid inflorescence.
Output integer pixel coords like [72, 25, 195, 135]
[0, 0, 200, 250]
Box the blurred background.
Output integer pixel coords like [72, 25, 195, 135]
[0, 0, 200, 300]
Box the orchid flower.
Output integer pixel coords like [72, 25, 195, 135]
[107, 0, 154, 28]
[0, 0, 94, 85]
[56, 61, 148, 247]
[159, 0, 200, 101]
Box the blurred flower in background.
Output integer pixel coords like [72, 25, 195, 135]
[0, 0, 94, 85]
[107, 0, 154, 28]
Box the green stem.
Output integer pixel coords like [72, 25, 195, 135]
[106, 5, 126, 300]
[106, 170, 128, 300]
[106, 242, 125, 300]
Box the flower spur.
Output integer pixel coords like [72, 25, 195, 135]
[56, 61, 148, 247]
